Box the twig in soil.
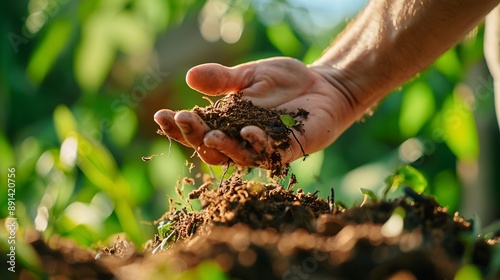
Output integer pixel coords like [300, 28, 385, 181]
[328, 187, 335, 213]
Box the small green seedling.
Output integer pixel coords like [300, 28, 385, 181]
[383, 165, 427, 199]
[334, 201, 347, 213]
[279, 114, 308, 158]
[359, 188, 378, 207]
[152, 220, 178, 254]
[157, 220, 176, 238]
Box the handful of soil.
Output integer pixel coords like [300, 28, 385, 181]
[192, 93, 308, 177]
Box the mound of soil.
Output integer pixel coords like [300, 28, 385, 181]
[18, 173, 497, 280]
[119, 174, 495, 279]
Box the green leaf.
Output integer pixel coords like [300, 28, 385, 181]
[185, 261, 229, 280]
[434, 48, 462, 82]
[77, 0, 100, 22]
[71, 132, 120, 194]
[168, 0, 195, 24]
[399, 82, 435, 137]
[27, 19, 73, 83]
[75, 15, 115, 93]
[432, 170, 460, 211]
[266, 22, 302, 56]
[290, 150, 324, 189]
[157, 221, 176, 238]
[0, 132, 14, 170]
[122, 160, 152, 205]
[397, 165, 427, 193]
[54, 105, 78, 141]
[454, 264, 482, 280]
[302, 44, 324, 65]
[280, 114, 296, 127]
[111, 13, 153, 54]
[439, 88, 479, 161]
[149, 139, 187, 196]
[110, 106, 138, 147]
[114, 199, 142, 244]
[134, 0, 169, 32]
[71, 131, 143, 243]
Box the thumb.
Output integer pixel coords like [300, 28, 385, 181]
[186, 63, 253, 96]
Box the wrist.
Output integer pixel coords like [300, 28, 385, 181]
[312, 0, 499, 118]
[311, 5, 403, 113]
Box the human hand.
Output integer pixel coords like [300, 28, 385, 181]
[154, 57, 360, 168]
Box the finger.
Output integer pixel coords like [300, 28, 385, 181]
[197, 146, 229, 166]
[186, 63, 253, 96]
[173, 110, 208, 145]
[242, 125, 305, 166]
[174, 111, 229, 165]
[154, 109, 189, 146]
[241, 126, 298, 168]
[203, 130, 257, 166]
[240, 126, 274, 155]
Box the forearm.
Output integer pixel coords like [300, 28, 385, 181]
[314, 0, 499, 116]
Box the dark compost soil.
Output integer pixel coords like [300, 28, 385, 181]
[191, 93, 309, 177]
[11, 93, 499, 280]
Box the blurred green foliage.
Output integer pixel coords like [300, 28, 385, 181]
[1, 0, 499, 256]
